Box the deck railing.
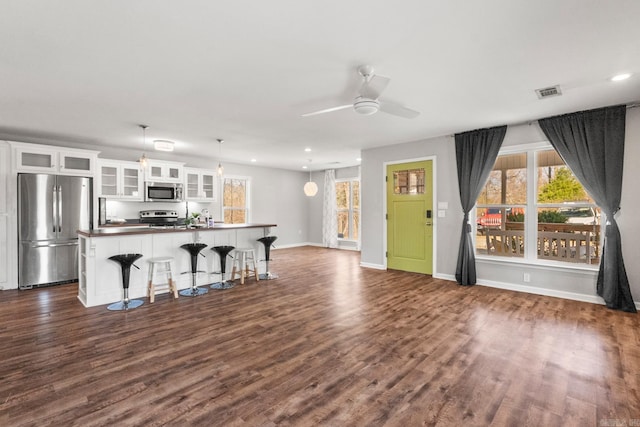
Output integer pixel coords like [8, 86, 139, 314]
[484, 222, 600, 264]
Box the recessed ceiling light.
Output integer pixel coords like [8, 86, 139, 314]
[356, 157, 362, 161]
[153, 140, 174, 152]
[250, 158, 257, 162]
[611, 73, 632, 82]
[302, 165, 308, 169]
[304, 147, 312, 152]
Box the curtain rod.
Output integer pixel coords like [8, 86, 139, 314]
[450, 102, 640, 137]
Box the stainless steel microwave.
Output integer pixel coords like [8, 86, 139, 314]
[145, 182, 184, 202]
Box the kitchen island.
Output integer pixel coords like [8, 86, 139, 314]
[77, 223, 276, 307]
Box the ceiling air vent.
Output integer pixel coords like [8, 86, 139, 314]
[535, 85, 562, 99]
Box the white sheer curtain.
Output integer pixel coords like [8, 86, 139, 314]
[322, 169, 338, 248]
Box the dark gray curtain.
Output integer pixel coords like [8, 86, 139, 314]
[455, 126, 507, 285]
[538, 105, 636, 313]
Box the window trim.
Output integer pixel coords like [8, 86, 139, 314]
[336, 178, 360, 242]
[222, 174, 251, 224]
[474, 141, 600, 272]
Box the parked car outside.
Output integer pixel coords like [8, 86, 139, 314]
[558, 207, 599, 225]
[477, 208, 503, 233]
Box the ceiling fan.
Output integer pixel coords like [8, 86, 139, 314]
[302, 65, 420, 119]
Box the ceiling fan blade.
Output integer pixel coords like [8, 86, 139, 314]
[359, 74, 390, 99]
[379, 100, 420, 119]
[301, 104, 352, 117]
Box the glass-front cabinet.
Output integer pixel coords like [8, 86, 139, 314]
[98, 159, 143, 200]
[146, 160, 184, 183]
[11, 142, 98, 175]
[185, 168, 217, 202]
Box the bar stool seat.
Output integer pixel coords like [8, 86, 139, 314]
[257, 236, 278, 280]
[107, 253, 144, 311]
[231, 248, 259, 285]
[179, 243, 209, 297]
[210, 245, 235, 290]
[147, 257, 178, 303]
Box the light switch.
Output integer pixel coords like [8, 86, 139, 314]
[438, 210, 446, 218]
[438, 202, 448, 210]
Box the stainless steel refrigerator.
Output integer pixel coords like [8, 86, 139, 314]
[18, 173, 92, 289]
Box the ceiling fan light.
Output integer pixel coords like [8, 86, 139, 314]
[304, 181, 318, 197]
[354, 97, 379, 115]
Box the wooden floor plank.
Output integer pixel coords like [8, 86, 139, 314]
[0, 246, 638, 426]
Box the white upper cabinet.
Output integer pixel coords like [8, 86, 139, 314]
[98, 159, 143, 200]
[11, 142, 98, 176]
[184, 168, 217, 202]
[145, 159, 184, 183]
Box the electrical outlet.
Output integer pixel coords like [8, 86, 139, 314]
[523, 273, 531, 282]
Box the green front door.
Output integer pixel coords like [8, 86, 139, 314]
[386, 160, 433, 274]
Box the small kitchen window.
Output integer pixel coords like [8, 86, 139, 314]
[223, 176, 250, 224]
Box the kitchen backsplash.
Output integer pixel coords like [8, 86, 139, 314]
[105, 200, 216, 222]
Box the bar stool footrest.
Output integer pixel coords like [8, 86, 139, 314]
[107, 299, 144, 311]
[210, 281, 235, 290]
[179, 287, 208, 297]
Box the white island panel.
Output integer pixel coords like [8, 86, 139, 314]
[78, 224, 276, 307]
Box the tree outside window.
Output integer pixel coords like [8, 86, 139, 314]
[223, 177, 249, 224]
[336, 180, 359, 240]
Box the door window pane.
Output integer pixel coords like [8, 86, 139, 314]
[394, 169, 424, 194]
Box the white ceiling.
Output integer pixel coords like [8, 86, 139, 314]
[1, 1, 639, 171]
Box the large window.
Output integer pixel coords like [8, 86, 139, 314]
[476, 145, 600, 265]
[336, 180, 359, 240]
[223, 177, 249, 224]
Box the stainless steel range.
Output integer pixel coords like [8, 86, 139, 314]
[139, 210, 179, 227]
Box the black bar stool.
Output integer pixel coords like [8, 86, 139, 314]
[257, 236, 278, 280]
[210, 245, 235, 290]
[179, 243, 209, 297]
[107, 253, 144, 311]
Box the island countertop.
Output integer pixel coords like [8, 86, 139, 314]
[77, 223, 277, 238]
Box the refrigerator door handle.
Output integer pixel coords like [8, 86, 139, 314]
[58, 185, 63, 233]
[52, 186, 58, 233]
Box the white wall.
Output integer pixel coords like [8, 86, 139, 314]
[361, 107, 640, 307]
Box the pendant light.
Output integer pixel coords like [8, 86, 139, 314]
[138, 125, 149, 170]
[216, 139, 224, 176]
[303, 159, 318, 197]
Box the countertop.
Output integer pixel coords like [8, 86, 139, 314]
[78, 223, 277, 237]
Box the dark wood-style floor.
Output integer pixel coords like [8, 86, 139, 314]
[1, 246, 639, 426]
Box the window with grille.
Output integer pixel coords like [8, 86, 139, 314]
[223, 177, 250, 224]
[336, 179, 360, 240]
[476, 145, 600, 266]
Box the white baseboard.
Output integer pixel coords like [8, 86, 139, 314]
[433, 273, 456, 281]
[360, 262, 385, 270]
[432, 274, 640, 310]
[271, 242, 311, 249]
[476, 278, 606, 306]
